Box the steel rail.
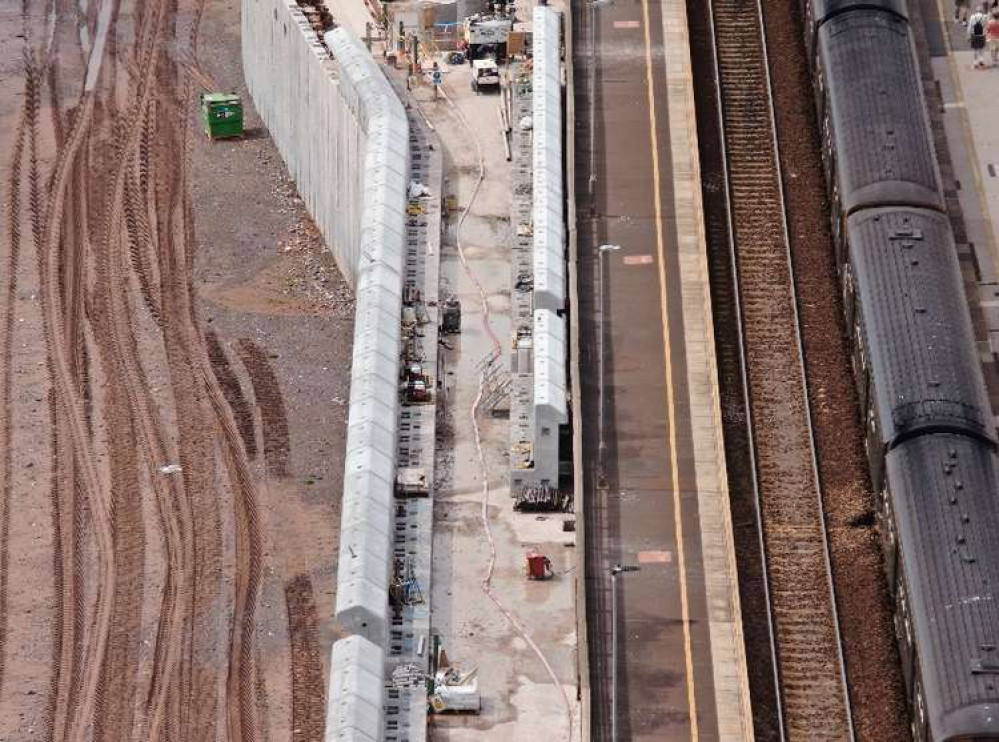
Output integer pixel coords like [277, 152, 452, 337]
[706, 0, 856, 737]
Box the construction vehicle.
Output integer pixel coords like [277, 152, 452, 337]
[441, 296, 461, 334]
[462, 14, 513, 62]
[401, 362, 433, 404]
[470, 57, 501, 92]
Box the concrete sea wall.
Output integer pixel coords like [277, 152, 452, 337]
[242, 0, 391, 287]
[243, 3, 410, 740]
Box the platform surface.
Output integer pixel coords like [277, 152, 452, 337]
[572, 0, 753, 738]
[933, 4, 999, 276]
[916, 0, 999, 406]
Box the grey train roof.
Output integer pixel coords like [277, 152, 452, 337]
[847, 208, 994, 445]
[887, 434, 999, 739]
[818, 10, 944, 213]
[811, 0, 908, 25]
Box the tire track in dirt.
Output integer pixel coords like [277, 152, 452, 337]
[88, 110, 164, 736]
[183, 190, 266, 742]
[166, 114, 266, 740]
[20, 51, 89, 741]
[92, 24, 201, 737]
[152, 17, 232, 737]
[31, 13, 130, 734]
[136, 5, 269, 735]
[24, 55, 93, 742]
[116, 8, 238, 736]
[154, 218, 225, 741]
[206, 329, 259, 460]
[202, 362, 265, 742]
[285, 574, 325, 742]
[170, 12, 269, 734]
[88, 371, 144, 742]
[33, 19, 75, 742]
[234, 338, 289, 478]
[123, 170, 163, 326]
[47, 398, 86, 742]
[46, 63, 63, 149]
[50, 87, 95, 742]
[146, 147, 227, 740]
[0, 63, 32, 701]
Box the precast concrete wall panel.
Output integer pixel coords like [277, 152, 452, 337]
[534, 309, 568, 425]
[532, 6, 565, 316]
[245, 3, 409, 735]
[340, 491, 392, 545]
[339, 521, 392, 583]
[243, 0, 369, 285]
[533, 224, 565, 314]
[347, 417, 398, 459]
[327, 636, 385, 742]
[336, 577, 389, 644]
[523, 7, 566, 487]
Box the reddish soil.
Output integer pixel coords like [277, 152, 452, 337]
[0, 0, 352, 737]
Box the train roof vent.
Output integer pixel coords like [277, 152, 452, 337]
[971, 658, 999, 674]
[889, 227, 924, 239]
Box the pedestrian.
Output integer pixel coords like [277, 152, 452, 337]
[957, 0, 970, 23]
[969, 5, 989, 68]
[989, 11, 999, 65]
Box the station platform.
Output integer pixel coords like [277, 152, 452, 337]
[571, 0, 753, 738]
[914, 0, 999, 412]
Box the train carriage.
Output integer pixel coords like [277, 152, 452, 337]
[842, 207, 994, 487]
[884, 435, 999, 741]
[801, 0, 999, 738]
[816, 6, 943, 232]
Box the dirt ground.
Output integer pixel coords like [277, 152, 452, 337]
[0, 0, 351, 737]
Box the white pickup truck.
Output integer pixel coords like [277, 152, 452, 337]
[470, 58, 500, 92]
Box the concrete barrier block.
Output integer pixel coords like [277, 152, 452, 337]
[534, 308, 568, 426]
[338, 521, 393, 582]
[342, 469, 393, 512]
[340, 485, 392, 536]
[346, 396, 397, 441]
[332, 634, 385, 675]
[335, 574, 388, 644]
[344, 443, 395, 487]
[327, 636, 385, 742]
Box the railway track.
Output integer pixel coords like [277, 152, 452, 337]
[706, 0, 854, 738]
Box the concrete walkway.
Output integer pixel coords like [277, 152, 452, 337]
[925, 0, 999, 389]
[933, 3, 999, 282]
[421, 60, 580, 741]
